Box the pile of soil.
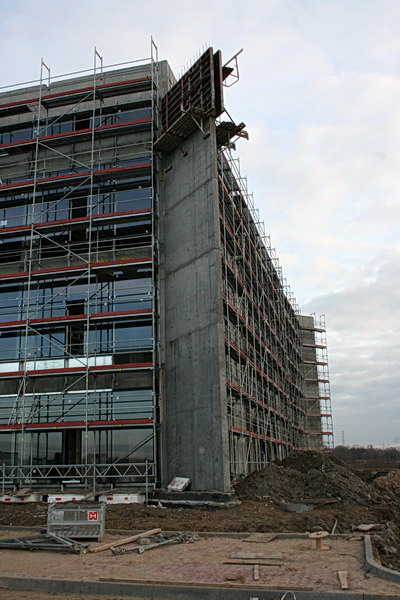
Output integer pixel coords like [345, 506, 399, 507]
[234, 451, 400, 571]
[234, 451, 383, 505]
[373, 469, 400, 496]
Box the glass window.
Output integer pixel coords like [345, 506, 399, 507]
[88, 324, 112, 354]
[114, 108, 151, 123]
[114, 323, 152, 351]
[12, 127, 33, 142]
[32, 431, 63, 465]
[0, 283, 23, 322]
[9, 431, 63, 466]
[23, 327, 65, 359]
[115, 187, 152, 211]
[4, 388, 154, 425]
[110, 428, 154, 462]
[114, 277, 152, 311]
[89, 427, 154, 464]
[4, 204, 28, 227]
[33, 197, 70, 223]
[0, 433, 15, 465]
[0, 131, 12, 144]
[111, 390, 153, 420]
[0, 331, 19, 362]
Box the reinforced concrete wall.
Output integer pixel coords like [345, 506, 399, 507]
[160, 120, 230, 491]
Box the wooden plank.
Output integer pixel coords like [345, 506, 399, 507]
[224, 560, 282, 566]
[253, 564, 260, 581]
[243, 533, 277, 543]
[89, 528, 162, 553]
[14, 488, 32, 497]
[337, 571, 349, 590]
[230, 552, 283, 560]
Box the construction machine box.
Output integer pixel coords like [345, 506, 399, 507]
[47, 502, 105, 540]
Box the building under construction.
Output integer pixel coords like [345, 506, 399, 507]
[0, 44, 333, 493]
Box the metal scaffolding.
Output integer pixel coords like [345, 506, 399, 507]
[218, 148, 307, 477]
[300, 314, 334, 452]
[0, 42, 160, 491]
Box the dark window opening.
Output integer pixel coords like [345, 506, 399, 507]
[67, 300, 85, 355]
[71, 196, 87, 219]
[75, 115, 91, 131]
[69, 227, 87, 254]
[63, 429, 82, 465]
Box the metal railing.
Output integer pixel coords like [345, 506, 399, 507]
[0, 461, 156, 491]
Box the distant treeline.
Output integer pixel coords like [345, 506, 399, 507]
[335, 445, 400, 468]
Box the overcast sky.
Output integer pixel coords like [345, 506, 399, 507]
[0, 0, 399, 447]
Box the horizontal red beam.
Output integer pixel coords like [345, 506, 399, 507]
[0, 162, 152, 192]
[313, 414, 332, 418]
[0, 417, 153, 431]
[222, 253, 284, 349]
[226, 379, 288, 421]
[0, 118, 151, 150]
[0, 361, 153, 379]
[228, 425, 292, 446]
[224, 335, 288, 398]
[0, 76, 151, 111]
[0, 208, 152, 236]
[0, 256, 152, 282]
[303, 360, 328, 366]
[308, 413, 332, 417]
[0, 307, 152, 329]
[302, 343, 327, 349]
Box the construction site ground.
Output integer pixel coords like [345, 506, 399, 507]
[1, 452, 400, 598]
[0, 528, 399, 597]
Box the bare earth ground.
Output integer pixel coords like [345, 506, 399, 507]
[0, 528, 399, 596]
[1, 452, 400, 598]
[0, 498, 388, 534]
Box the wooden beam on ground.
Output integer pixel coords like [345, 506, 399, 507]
[230, 552, 283, 560]
[224, 560, 283, 566]
[89, 529, 162, 553]
[244, 533, 277, 543]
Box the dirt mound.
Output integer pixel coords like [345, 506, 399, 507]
[234, 451, 383, 505]
[373, 470, 400, 495]
[279, 450, 346, 473]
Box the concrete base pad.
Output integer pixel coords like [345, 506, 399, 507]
[147, 490, 240, 508]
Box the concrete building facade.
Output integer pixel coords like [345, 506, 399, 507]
[0, 47, 333, 493]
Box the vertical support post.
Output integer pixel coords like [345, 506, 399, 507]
[85, 46, 103, 493]
[150, 37, 159, 495]
[17, 58, 51, 489]
[145, 459, 148, 504]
